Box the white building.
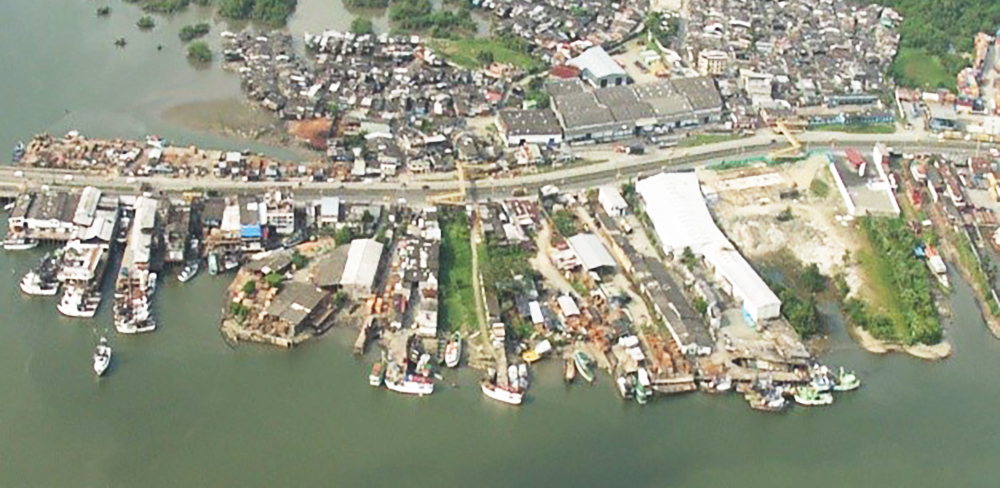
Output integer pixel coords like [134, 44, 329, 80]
[636, 172, 780, 325]
[340, 238, 384, 299]
[598, 185, 629, 217]
[496, 109, 564, 147]
[318, 197, 341, 227]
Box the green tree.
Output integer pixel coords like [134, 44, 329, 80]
[187, 41, 212, 62]
[801, 263, 826, 294]
[179, 22, 211, 42]
[334, 226, 355, 245]
[264, 272, 283, 289]
[350, 17, 374, 35]
[476, 50, 495, 65]
[291, 251, 308, 270]
[680, 246, 697, 268]
[242, 280, 257, 295]
[692, 296, 708, 316]
[137, 15, 156, 30]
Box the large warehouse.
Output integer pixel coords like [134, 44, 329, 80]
[340, 238, 385, 299]
[635, 172, 780, 325]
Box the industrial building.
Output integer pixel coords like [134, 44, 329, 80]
[567, 46, 630, 88]
[340, 238, 384, 299]
[566, 233, 616, 272]
[598, 185, 629, 217]
[495, 109, 564, 147]
[635, 172, 780, 325]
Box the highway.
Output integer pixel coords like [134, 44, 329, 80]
[0, 131, 989, 203]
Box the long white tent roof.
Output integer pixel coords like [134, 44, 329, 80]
[567, 233, 616, 270]
[635, 172, 728, 253]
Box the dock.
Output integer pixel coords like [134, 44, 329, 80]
[354, 316, 376, 355]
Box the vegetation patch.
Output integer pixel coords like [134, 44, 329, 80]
[759, 250, 827, 338]
[179, 23, 211, 42]
[429, 36, 544, 71]
[853, 216, 942, 345]
[218, 0, 298, 26]
[810, 123, 897, 135]
[678, 133, 741, 148]
[439, 210, 476, 333]
[350, 17, 374, 35]
[389, 0, 476, 38]
[551, 209, 580, 237]
[345, 0, 389, 7]
[890, 47, 958, 91]
[187, 41, 213, 62]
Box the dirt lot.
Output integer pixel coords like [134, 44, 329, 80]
[700, 155, 866, 296]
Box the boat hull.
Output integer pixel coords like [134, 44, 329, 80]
[481, 382, 523, 405]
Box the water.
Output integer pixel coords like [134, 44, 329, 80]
[2, 1, 1000, 486]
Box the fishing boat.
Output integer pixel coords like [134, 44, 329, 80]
[563, 357, 575, 383]
[384, 373, 434, 396]
[925, 245, 950, 288]
[369, 362, 385, 387]
[207, 252, 219, 275]
[444, 332, 461, 368]
[93, 337, 112, 377]
[517, 363, 529, 391]
[746, 389, 788, 412]
[221, 254, 240, 273]
[147, 272, 157, 296]
[12, 140, 26, 162]
[178, 261, 199, 283]
[715, 376, 733, 393]
[794, 386, 834, 406]
[635, 368, 652, 405]
[3, 236, 39, 251]
[809, 365, 833, 392]
[573, 350, 595, 383]
[20, 271, 60, 296]
[833, 367, 861, 392]
[57, 287, 100, 318]
[616, 375, 633, 399]
[481, 380, 523, 405]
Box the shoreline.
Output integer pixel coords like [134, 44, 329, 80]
[849, 325, 952, 360]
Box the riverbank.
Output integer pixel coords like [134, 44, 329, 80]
[160, 98, 295, 149]
[850, 324, 952, 360]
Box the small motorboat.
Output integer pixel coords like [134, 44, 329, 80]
[444, 332, 461, 368]
[3, 236, 39, 251]
[178, 261, 199, 283]
[93, 337, 112, 377]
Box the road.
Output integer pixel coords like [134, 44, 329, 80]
[0, 132, 990, 203]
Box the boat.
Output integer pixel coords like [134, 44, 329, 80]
[3, 236, 39, 251]
[207, 253, 219, 275]
[369, 362, 385, 387]
[12, 140, 25, 162]
[93, 337, 112, 377]
[20, 271, 60, 296]
[444, 332, 461, 368]
[564, 357, 575, 383]
[794, 386, 834, 406]
[178, 261, 199, 283]
[57, 287, 100, 318]
[481, 380, 523, 405]
[616, 375, 634, 399]
[521, 350, 540, 363]
[384, 373, 434, 396]
[833, 367, 861, 392]
[147, 272, 157, 296]
[635, 368, 652, 405]
[810, 365, 833, 392]
[715, 376, 733, 393]
[222, 254, 240, 273]
[746, 390, 789, 412]
[925, 245, 950, 288]
[573, 350, 595, 383]
[507, 364, 519, 387]
[517, 363, 529, 390]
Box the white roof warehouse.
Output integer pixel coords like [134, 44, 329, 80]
[635, 172, 780, 325]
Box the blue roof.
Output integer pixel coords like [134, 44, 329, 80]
[241, 225, 262, 239]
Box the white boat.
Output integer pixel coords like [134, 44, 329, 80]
[517, 363, 529, 390]
[369, 362, 385, 387]
[116, 318, 156, 334]
[57, 288, 100, 318]
[4, 237, 39, 251]
[833, 367, 861, 392]
[384, 374, 434, 396]
[20, 271, 59, 296]
[444, 332, 461, 368]
[715, 376, 733, 392]
[93, 337, 112, 377]
[481, 381, 523, 405]
[146, 272, 157, 296]
[178, 261, 199, 283]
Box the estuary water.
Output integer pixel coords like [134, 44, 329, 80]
[1, 0, 1000, 486]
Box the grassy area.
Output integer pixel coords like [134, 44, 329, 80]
[678, 134, 742, 148]
[439, 211, 476, 333]
[948, 226, 1000, 316]
[810, 123, 897, 134]
[892, 47, 956, 92]
[429, 38, 545, 71]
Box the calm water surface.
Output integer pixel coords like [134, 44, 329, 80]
[1, 1, 1000, 487]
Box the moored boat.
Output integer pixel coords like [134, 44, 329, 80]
[93, 337, 112, 377]
[207, 252, 219, 275]
[20, 271, 60, 296]
[3, 236, 39, 251]
[481, 380, 523, 405]
[794, 386, 834, 406]
[573, 350, 595, 383]
[746, 390, 789, 412]
[444, 332, 461, 368]
[384, 370, 434, 396]
[833, 367, 861, 392]
[369, 362, 385, 387]
[12, 140, 25, 162]
[57, 287, 100, 318]
[564, 357, 575, 383]
[178, 261, 199, 283]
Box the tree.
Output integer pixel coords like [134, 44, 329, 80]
[334, 226, 355, 245]
[801, 263, 826, 294]
[187, 41, 212, 62]
[242, 280, 257, 295]
[692, 296, 708, 316]
[476, 50, 495, 65]
[179, 23, 211, 42]
[264, 272, 283, 289]
[350, 17, 374, 35]
[291, 251, 309, 270]
[137, 15, 156, 30]
[680, 246, 697, 268]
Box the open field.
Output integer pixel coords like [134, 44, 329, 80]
[892, 47, 956, 92]
[429, 38, 544, 71]
[438, 211, 476, 333]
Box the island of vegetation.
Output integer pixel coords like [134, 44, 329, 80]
[344, 0, 389, 8]
[350, 17, 374, 35]
[124, 0, 297, 26]
[137, 15, 156, 30]
[179, 23, 211, 42]
[187, 41, 213, 62]
[389, 0, 476, 38]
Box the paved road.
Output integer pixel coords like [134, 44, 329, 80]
[0, 134, 988, 203]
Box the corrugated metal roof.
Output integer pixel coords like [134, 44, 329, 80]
[567, 233, 616, 270]
[340, 239, 384, 290]
[568, 46, 626, 80]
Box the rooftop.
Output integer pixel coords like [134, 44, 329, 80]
[498, 109, 563, 136]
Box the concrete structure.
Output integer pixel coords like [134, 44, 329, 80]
[340, 238, 384, 298]
[598, 185, 629, 217]
[264, 282, 331, 338]
[566, 233, 616, 271]
[636, 172, 780, 325]
[567, 46, 629, 88]
[697, 50, 728, 76]
[495, 109, 563, 147]
[318, 196, 341, 226]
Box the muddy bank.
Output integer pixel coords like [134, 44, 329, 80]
[160, 98, 316, 156]
[849, 325, 952, 360]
